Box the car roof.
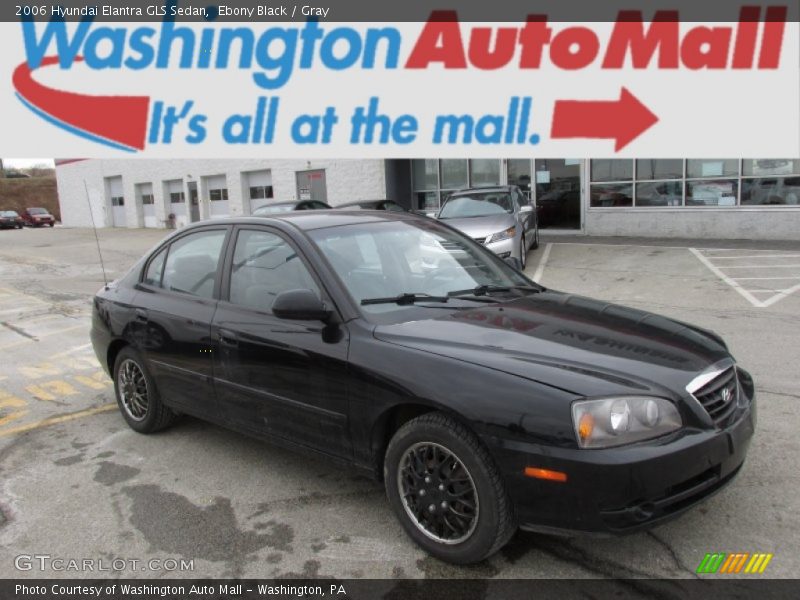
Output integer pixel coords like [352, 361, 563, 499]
[184, 210, 421, 232]
[450, 186, 513, 196]
[337, 199, 392, 206]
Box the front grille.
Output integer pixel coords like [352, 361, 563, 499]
[692, 367, 739, 426]
[472, 237, 487, 245]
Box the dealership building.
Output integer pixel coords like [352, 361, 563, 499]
[55, 158, 800, 239]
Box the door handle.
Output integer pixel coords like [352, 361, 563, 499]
[217, 329, 239, 348]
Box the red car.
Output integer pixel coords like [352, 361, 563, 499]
[0, 210, 25, 229]
[22, 207, 56, 227]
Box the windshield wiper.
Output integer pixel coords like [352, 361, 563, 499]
[447, 284, 541, 298]
[361, 293, 451, 306]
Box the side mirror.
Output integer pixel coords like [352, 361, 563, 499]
[272, 289, 332, 322]
[519, 204, 534, 214]
[504, 256, 523, 271]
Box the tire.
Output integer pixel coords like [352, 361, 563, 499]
[384, 412, 516, 564]
[530, 225, 539, 250]
[519, 234, 527, 269]
[113, 347, 176, 433]
[49, 222, 55, 227]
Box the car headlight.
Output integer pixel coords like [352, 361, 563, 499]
[485, 226, 516, 244]
[572, 396, 682, 449]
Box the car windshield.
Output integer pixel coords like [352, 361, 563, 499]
[1, 211, 19, 217]
[438, 192, 513, 219]
[28, 208, 48, 215]
[308, 219, 536, 322]
[253, 204, 295, 214]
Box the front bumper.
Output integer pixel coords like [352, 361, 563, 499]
[488, 399, 755, 535]
[483, 237, 514, 259]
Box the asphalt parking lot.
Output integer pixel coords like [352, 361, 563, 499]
[0, 226, 799, 580]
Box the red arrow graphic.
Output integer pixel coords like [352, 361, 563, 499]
[13, 56, 149, 151]
[551, 87, 658, 152]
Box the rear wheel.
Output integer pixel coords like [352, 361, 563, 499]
[113, 347, 175, 433]
[384, 413, 516, 564]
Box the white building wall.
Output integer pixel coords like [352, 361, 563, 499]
[56, 159, 388, 228]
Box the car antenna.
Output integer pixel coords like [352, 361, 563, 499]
[83, 179, 109, 288]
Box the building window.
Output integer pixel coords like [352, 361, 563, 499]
[170, 192, 185, 203]
[590, 160, 633, 207]
[686, 159, 739, 179]
[740, 159, 800, 206]
[634, 159, 683, 206]
[469, 160, 500, 186]
[209, 188, 229, 201]
[686, 180, 739, 206]
[636, 159, 683, 180]
[141, 194, 155, 205]
[111, 197, 124, 207]
[440, 160, 468, 190]
[249, 185, 274, 200]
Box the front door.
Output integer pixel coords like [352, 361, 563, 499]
[133, 227, 229, 419]
[188, 183, 200, 222]
[534, 159, 582, 230]
[211, 226, 351, 458]
[296, 169, 327, 203]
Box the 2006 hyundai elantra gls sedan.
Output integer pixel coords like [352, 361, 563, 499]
[91, 211, 755, 564]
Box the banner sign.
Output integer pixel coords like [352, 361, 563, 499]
[0, 1, 797, 157]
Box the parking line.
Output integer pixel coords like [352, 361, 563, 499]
[717, 264, 800, 269]
[733, 276, 800, 280]
[689, 248, 766, 308]
[711, 254, 800, 259]
[0, 404, 116, 438]
[0, 410, 29, 428]
[532, 242, 553, 282]
[73, 374, 109, 390]
[49, 343, 93, 358]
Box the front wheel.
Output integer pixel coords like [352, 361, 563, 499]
[519, 234, 527, 269]
[384, 413, 516, 564]
[113, 347, 176, 433]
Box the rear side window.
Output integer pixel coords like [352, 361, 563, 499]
[161, 230, 227, 299]
[143, 248, 167, 286]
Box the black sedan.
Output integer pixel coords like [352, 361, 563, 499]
[0, 210, 24, 229]
[251, 200, 331, 215]
[90, 212, 755, 564]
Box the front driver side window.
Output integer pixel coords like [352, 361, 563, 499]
[161, 230, 227, 299]
[229, 229, 320, 313]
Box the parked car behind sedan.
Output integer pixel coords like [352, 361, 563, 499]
[91, 211, 754, 565]
[437, 186, 538, 268]
[251, 200, 331, 215]
[335, 199, 406, 212]
[0, 210, 24, 229]
[21, 207, 55, 227]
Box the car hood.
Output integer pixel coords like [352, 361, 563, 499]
[373, 291, 731, 398]
[438, 214, 515, 239]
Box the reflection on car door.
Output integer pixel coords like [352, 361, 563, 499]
[133, 227, 229, 420]
[211, 226, 352, 458]
[514, 187, 534, 244]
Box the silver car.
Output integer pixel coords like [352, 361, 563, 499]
[436, 186, 539, 268]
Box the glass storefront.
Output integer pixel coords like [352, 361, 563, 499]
[589, 159, 800, 208]
[407, 158, 800, 231]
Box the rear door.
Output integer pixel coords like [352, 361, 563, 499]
[133, 226, 230, 419]
[211, 225, 352, 458]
